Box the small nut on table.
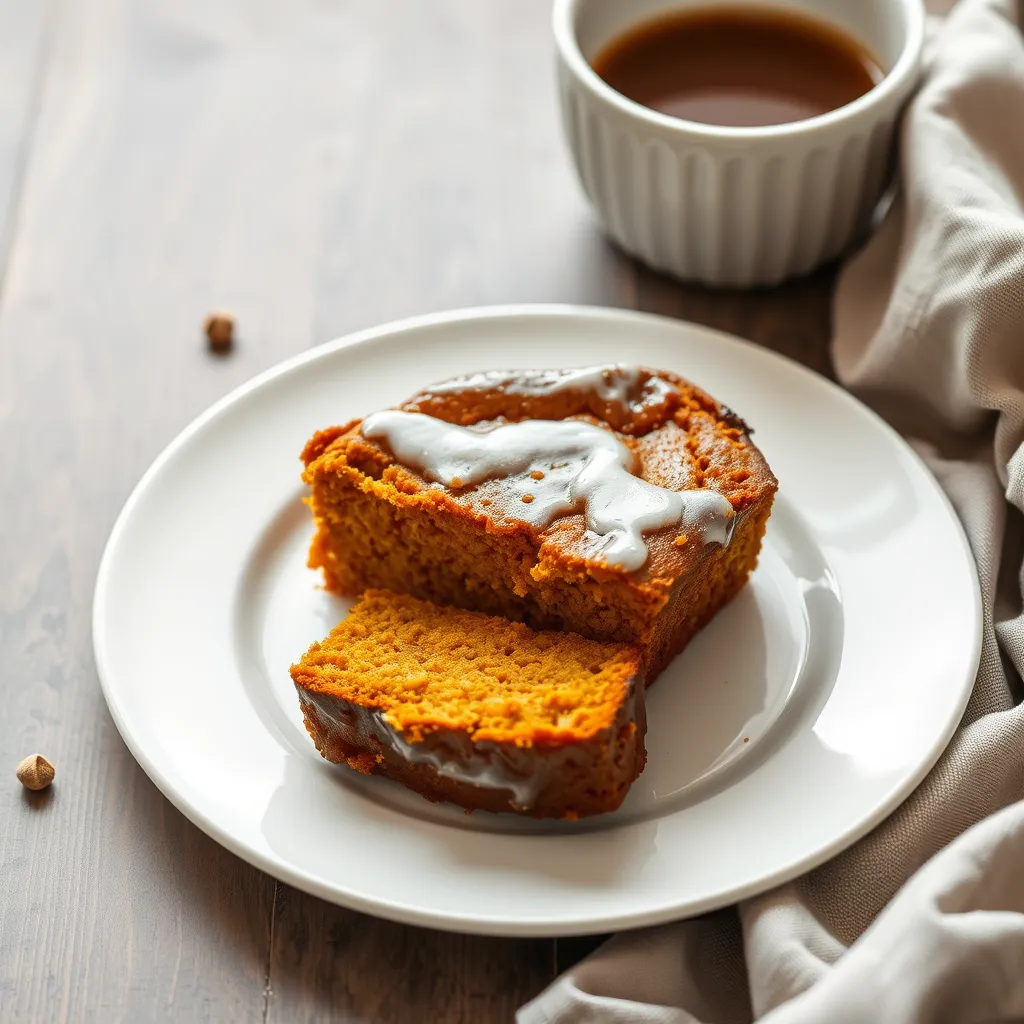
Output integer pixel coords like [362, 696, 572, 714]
[16, 754, 55, 791]
[204, 313, 235, 354]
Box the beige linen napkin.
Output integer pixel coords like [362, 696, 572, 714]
[520, 0, 1024, 1019]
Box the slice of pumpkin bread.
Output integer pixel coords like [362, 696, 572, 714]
[290, 590, 646, 819]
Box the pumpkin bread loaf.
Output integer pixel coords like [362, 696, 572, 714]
[301, 365, 777, 683]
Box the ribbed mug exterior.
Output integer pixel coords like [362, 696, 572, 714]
[554, 1, 924, 287]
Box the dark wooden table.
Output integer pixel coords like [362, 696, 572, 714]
[1, 2, 833, 1020]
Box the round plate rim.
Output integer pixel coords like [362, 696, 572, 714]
[93, 303, 982, 936]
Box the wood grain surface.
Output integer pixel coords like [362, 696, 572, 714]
[0, 1, 835, 1021]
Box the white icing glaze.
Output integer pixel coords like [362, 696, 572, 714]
[370, 711, 542, 809]
[361, 410, 734, 572]
[423, 364, 674, 410]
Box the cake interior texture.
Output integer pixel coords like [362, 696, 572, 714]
[291, 589, 646, 819]
[301, 366, 777, 683]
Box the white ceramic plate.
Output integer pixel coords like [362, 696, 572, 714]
[94, 306, 980, 937]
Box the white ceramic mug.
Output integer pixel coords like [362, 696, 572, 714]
[553, 0, 925, 286]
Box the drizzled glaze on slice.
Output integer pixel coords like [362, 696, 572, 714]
[424, 365, 674, 405]
[361, 410, 733, 573]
